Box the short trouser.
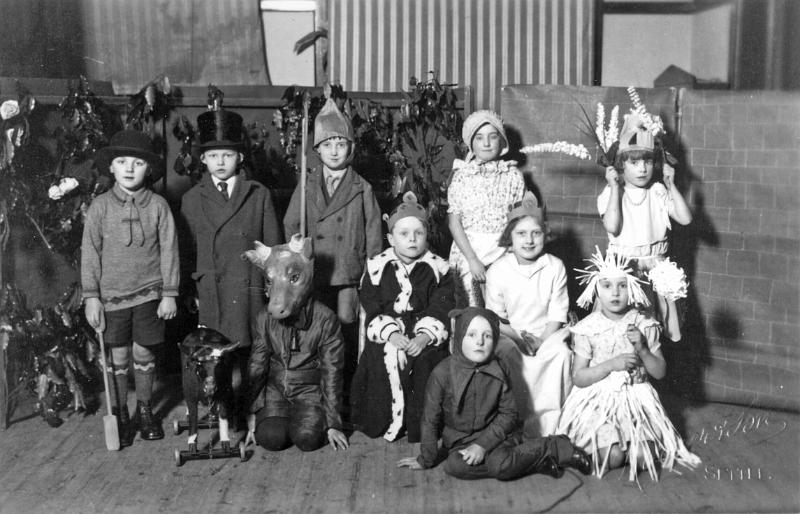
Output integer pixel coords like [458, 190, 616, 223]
[104, 300, 164, 347]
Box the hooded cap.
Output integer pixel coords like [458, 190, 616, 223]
[383, 191, 428, 231]
[197, 109, 245, 149]
[449, 307, 500, 363]
[507, 190, 544, 226]
[618, 113, 654, 153]
[313, 97, 354, 147]
[461, 110, 509, 159]
[94, 129, 160, 172]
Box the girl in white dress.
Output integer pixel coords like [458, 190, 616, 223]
[557, 248, 700, 482]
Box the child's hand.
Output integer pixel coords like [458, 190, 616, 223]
[327, 428, 349, 451]
[468, 257, 486, 283]
[406, 334, 430, 357]
[663, 162, 675, 189]
[388, 332, 409, 351]
[611, 353, 641, 372]
[157, 297, 177, 320]
[458, 444, 486, 466]
[520, 331, 541, 357]
[626, 324, 648, 353]
[85, 298, 105, 332]
[605, 166, 620, 187]
[397, 456, 424, 470]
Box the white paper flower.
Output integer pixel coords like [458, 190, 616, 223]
[647, 259, 689, 301]
[58, 177, 79, 195]
[521, 141, 591, 160]
[0, 100, 20, 120]
[48, 177, 79, 200]
[48, 185, 64, 200]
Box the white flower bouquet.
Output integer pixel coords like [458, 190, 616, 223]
[647, 258, 689, 301]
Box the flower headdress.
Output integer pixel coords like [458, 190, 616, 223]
[575, 246, 650, 309]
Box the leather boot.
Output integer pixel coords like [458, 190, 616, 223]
[135, 400, 164, 440]
[113, 406, 135, 447]
[566, 447, 592, 475]
[540, 456, 565, 478]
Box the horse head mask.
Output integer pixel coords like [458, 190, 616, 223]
[242, 233, 314, 320]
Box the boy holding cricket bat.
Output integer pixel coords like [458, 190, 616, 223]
[82, 129, 179, 446]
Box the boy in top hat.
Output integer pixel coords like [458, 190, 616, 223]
[82, 129, 179, 445]
[179, 106, 282, 413]
[283, 97, 383, 384]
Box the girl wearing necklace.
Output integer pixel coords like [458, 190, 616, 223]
[597, 113, 692, 341]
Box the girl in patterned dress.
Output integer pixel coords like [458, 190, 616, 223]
[447, 110, 525, 308]
[556, 248, 700, 482]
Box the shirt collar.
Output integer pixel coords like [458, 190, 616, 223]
[211, 175, 237, 193]
[322, 167, 348, 182]
[508, 252, 548, 277]
[111, 183, 152, 206]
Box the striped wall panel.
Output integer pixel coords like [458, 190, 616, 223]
[329, 0, 595, 112]
[80, 0, 269, 94]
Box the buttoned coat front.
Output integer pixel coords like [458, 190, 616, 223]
[179, 173, 282, 347]
[283, 167, 383, 287]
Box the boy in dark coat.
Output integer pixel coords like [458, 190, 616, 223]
[179, 108, 282, 348]
[179, 107, 282, 422]
[398, 307, 591, 480]
[351, 192, 453, 443]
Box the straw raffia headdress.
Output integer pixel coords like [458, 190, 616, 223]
[575, 246, 650, 309]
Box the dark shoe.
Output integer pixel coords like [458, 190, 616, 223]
[540, 456, 565, 478]
[566, 447, 592, 475]
[113, 406, 135, 447]
[136, 400, 164, 440]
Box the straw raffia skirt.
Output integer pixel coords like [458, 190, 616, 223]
[557, 371, 701, 482]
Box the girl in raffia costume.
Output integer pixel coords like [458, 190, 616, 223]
[556, 247, 700, 482]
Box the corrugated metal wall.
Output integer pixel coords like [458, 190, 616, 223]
[81, 0, 270, 93]
[329, 0, 595, 112]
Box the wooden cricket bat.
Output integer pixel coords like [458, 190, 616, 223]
[96, 330, 120, 451]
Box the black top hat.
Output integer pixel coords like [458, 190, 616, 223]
[94, 130, 161, 172]
[197, 110, 244, 149]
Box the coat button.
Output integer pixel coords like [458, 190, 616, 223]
[337, 235, 343, 241]
[216, 276, 222, 283]
[317, 234, 324, 240]
[337, 216, 343, 222]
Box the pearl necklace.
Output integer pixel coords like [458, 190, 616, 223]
[625, 187, 648, 206]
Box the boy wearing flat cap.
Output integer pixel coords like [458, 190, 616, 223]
[179, 106, 282, 421]
[82, 129, 179, 446]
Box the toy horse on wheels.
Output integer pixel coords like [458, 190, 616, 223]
[173, 327, 246, 466]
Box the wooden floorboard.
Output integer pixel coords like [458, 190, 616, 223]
[0, 376, 797, 514]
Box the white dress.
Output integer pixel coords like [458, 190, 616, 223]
[556, 310, 701, 482]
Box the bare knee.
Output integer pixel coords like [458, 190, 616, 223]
[599, 444, 626, 469]
[132, 343, 154, 361]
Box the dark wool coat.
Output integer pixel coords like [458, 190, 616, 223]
[351, 249, 453, 442]
[418, 355, 518, 469]
[246, 300, 344, 431]
[283, 167, 383, 287]
[179, 173, 282, 347]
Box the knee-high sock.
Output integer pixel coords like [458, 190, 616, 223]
[133, 353, 156, 403]
[109, 363, 129, 411]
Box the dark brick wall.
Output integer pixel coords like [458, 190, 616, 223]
[501, 85, 799, 410]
